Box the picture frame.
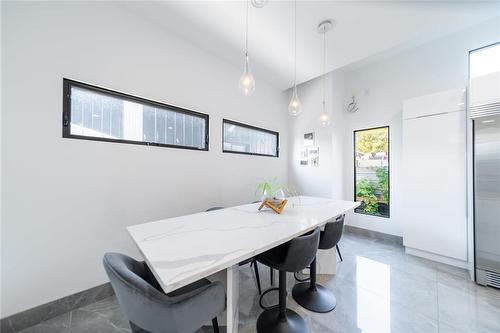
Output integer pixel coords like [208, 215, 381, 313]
[308, 147, 319, 167]
[300, 149, 308, 166]
[304, 132, 315, 146]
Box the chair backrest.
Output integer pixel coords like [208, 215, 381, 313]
[206, 207, 225, 212]
[281, 228, 320, 272]
[319, 214, 345, 250]
[103, 253, 173, 332]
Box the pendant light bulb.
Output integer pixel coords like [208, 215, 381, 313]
[239, 54, 255, 96]
[319, 112, 331, 127]
[288, 85, 302, 116]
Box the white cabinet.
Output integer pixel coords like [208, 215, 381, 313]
[402, 90, 467, 265]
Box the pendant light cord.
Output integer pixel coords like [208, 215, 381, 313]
[293, 0, 297, 85]
[245, 0, 249, 57]
[322, 28, 327, 110]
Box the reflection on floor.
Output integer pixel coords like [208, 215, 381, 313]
[19, 232, 500, 333]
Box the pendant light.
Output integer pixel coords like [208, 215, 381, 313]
[239, 0, 255, 96]
[288, 0, 302, 116]
[251, 0, 268, 8]
[318, 20, 332, 127]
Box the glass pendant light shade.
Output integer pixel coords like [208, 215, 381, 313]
[319, 112, 331, 127]
[319, 100, 330, 127]
[288, 85, 302, 116]
[239, 54, 255, 96]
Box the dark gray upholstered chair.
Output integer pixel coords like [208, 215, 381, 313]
[319, 214, 344, 262]
[292, 214, 345, 313]
[206, 206, 265, 294]
[103, 253, 225, 333]
[256, 228, 320, 333]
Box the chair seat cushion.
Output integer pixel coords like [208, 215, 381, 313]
[167, 278, 211, 297]
[255, 242, 289, 269]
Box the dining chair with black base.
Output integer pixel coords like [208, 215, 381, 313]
[336, 244, 343, 262]
[255, 228, 320, 333]
[292, 214, 345, 313]
[103, 253, 225, 333]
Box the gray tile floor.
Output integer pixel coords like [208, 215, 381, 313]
[19, 232, 500, 333]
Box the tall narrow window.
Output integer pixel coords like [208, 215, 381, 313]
[63, 79, 209, 150]
[354, 126, 390, 217]
[222, 119, 279, 157]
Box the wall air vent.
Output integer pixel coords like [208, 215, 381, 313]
[470, 101, 500, 119]
[476, 269, 500, 289]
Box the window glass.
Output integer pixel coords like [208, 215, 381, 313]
[470, 43, 500, 79]
[64, 80, 208, 150]
[223, 120, 279, 157]
[354, 127, 390, 218]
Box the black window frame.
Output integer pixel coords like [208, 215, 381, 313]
[222, 119, 279, 158]
[353, 125, 390, 218]
[62, 78, 210, 151]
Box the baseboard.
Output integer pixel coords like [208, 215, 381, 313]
[405, 247, 469, 269]
[344, 225, 403, 245]
[0, 283, 114, 333]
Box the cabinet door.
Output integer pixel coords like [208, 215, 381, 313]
[402, 111, 467, 260]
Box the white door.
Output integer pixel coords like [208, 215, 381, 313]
[401, 111, 467, 261]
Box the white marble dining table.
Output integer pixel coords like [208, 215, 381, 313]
[127, 196, 360, 333]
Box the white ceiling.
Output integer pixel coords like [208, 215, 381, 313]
[119, 1, 500, 90]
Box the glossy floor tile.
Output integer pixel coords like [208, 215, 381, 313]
[19, 232, 500, 333]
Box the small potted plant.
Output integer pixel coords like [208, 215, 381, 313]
[256, 180, 286, 204]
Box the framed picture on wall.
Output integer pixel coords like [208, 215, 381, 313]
[308, 147, 319, 167]
[304, 132, 315, 146]
[300, 149, 308, 166]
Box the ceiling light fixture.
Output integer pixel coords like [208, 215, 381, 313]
[288, 0, 302, 116]
[239, 0, 256, 96]
[251, 0, 268, 8]
[318, 20, 333, 127]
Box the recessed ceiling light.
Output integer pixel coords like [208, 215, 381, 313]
[482, 119, 495, 123]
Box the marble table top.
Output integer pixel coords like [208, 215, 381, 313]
[127, 196, 360, 293]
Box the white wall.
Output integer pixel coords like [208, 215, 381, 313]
[289, 18, 499, 237]
[1, 2, 288, 317]
[288, 71, 345, 199]
[342, 18, 499, 237]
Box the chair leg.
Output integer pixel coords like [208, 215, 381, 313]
[278, 270, 287, 321]
[253, 260, 262, 294]
[336, 244, 343, 262]
[309, 257, 317, 289]
[257, 270, 308, 332]
[212, 317, 219, 333]
[292, 257, 337, 313]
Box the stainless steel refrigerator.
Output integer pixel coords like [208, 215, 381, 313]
[474, 113, 500, 287]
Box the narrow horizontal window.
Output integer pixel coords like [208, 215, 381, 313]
[63, 79, 209, 151]
[222, 119, 279, 157]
